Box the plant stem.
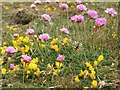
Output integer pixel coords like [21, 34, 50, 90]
[23, 70, 24, 83]
[23, 63, 26, 84]
[31, 36, 44, 59]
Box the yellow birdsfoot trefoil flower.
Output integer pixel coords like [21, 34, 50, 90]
[2, 68, 6, 75]
[85, 62, 91, 67]
[98, 55, 104, 62]
[91, 80, 98, 88]
[63, 38, 68, 44]
[53, 45, 59, 52]
[0, 46, 6, 55]
[79, 70, 84, 76]
[74, 75, 80, 82]
[55, 61, 62, 68]
[29, 62, 37, 71]
[94, 60, 98, 66]
[34, 68, 40, 77]
[23, 36, 29, 43]
[90, 71, 96, 79]
[50, 38, 58, 45]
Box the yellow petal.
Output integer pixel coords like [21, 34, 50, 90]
[85, 62, 91, 67]
[26, 70, 30, 74]
[29, 63, 37, 71]
[89, 66, 94, 71]
[74, 75, 80, 82]
[91, 80, 97, 88]
[79, 70, 84, 76]
[53, 45, 59, 52]
[98, 55, 104, 62]
[2, 68, 6, 75]
[94, 60, 98, 66]
[90, 73, 96, 79]
[25, 45, 30, 52]
[55, 62, 62, 68]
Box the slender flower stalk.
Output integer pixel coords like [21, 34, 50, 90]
[23, 63, 26, 83]
[31, 36, 44, 58]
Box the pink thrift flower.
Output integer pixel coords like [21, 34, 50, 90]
[22, 55, 31, 63]
[30, 4, 36, 9]
[76, 4, 87, 12]
[71, 15, 77, 22]
[55, 0, 59, 3]
[57, 55, 65, 62]
[59, 3, 68, 10]
[34, 0, 41, 4]
[46, 0, 50, 3]
[76, 0, 82, 4]
[96, 18, 107, 27]
[10, 64, 15, 70]
[41, 14, 51, 22]
[71, 15, 84, 23]
[87, 10, 98, 19]
[76, 15, 84, 22]
[60, 28, 69, 34]
[38, 33, 51, 41]
[26, 29, 35, 35]
[105, 8, 117, 16]
[6, 46, 16, 54]
[13, 33, 19, 38]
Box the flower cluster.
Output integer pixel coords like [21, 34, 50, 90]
[76, 4, 87, 12]
[71, 15, 84, 23]
[5, 46, 16, 54]
[41, 14, 51, 22]
[38, 33, 51, 41]
[74, 55, 104, 88]
[50, 38, 59, 52]
[76, 0, 82, 4]
[105, 8, 117, 16]
[87, 10, 98, 19]
[26, 29, 35, 35]
[96, 18, 107, 27]
[60, 28, 69, 34]
[22, 55, 32, 63]
[59, 3, 68, 10]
